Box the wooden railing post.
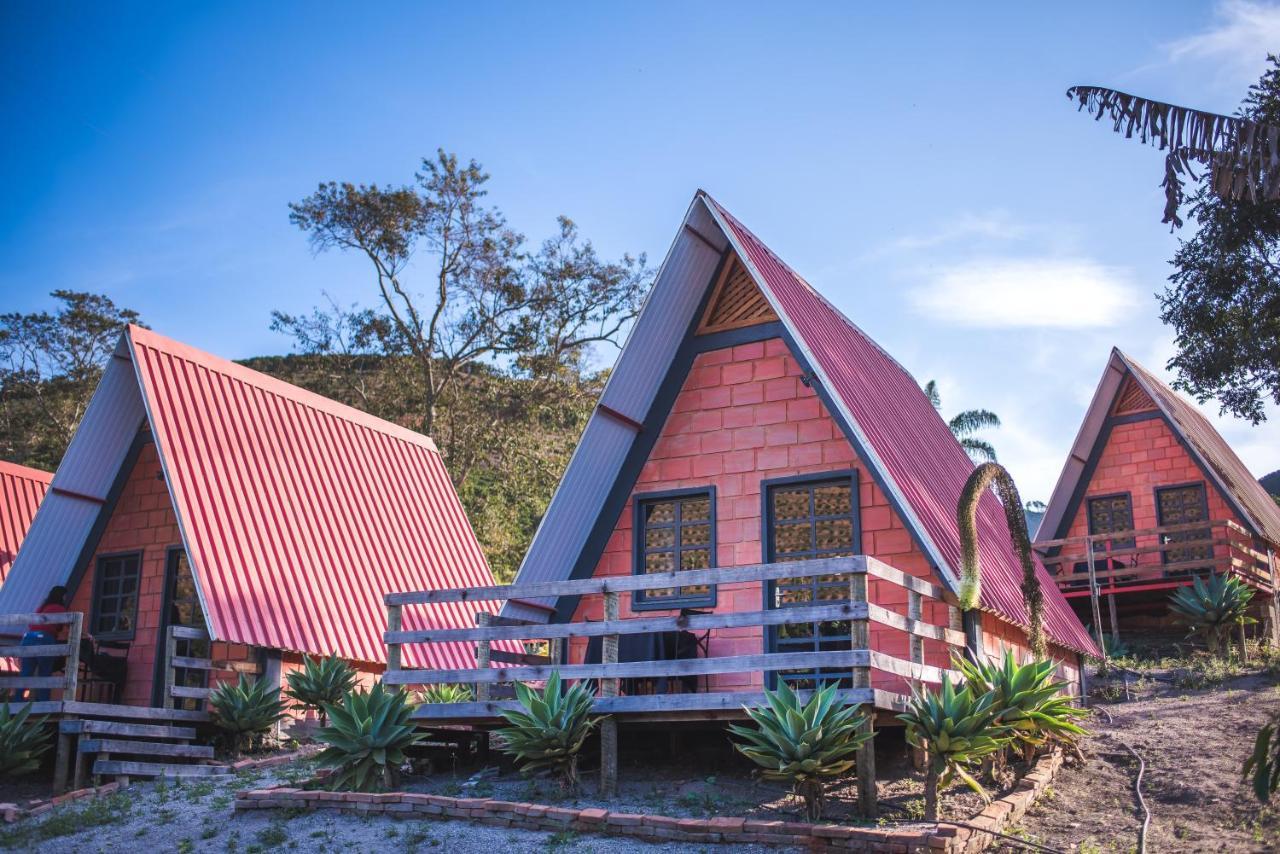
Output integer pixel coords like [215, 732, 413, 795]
[849, 571, 876, 818]
[1085, 536, 1106, 660]
[600, 590, 619, 797]
[386, 604, 403, 675]
[475, 612, 492, 703]
[63, 611, 82, 702]
[163, 625, 177, 710]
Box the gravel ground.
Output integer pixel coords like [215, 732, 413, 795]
[0, 761, 801, 853]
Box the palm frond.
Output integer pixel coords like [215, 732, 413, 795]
[960, 438, 998, 463]
[1066, 84, 1280, 227]
[924, 379, 941, 409]
[949, 409, 1001, 437]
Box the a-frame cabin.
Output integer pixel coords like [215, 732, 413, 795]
[1035, 349, 1280, 643]
[497, 191, 1098, 703]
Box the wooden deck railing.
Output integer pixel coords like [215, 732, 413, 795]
[383, 555, 965, 719]
[0, 611, 83, 702]
[162, 625, 262, 708]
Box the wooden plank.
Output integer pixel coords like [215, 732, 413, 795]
[0, 643, 72, 657]
[855, 713, 876, 818]
[60, 701, 209, 722]
[92, 760, 230, 778]
[864, 558, 949, 601]
[866, 604, 966, 647]
[385, 648, 872, 686]
[0, 700, 63, 714]
[168, 626, 209, 641]
[1035, 519, 1234, 549]
[385, 603, 402, 674]
[79, 739, 214, 759]
[600, 591, 620, 798]
[171, 686, 212, 700]
[387, 601, 869, 645]
[0, 611, 80, 625]
[490, 649, 551, 666]
[410, 688, 879, 720]
[169, 656, 214, 670]
[386, 556, 867, 605]
[475, 612, 493, 703]
[163, 626, 178, 711]
[850, 573, 869, 691]
[61, 720, 197, 740]
[63, 612, 81, 700]
[866, 650, 959, 684]
[0, 676, 67, 689]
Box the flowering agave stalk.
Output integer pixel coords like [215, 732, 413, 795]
[1168, 573, 1255, 657]
[728, 681, 873, 821]
[495, 672, 598, 791]
[897, 675, 1010, 820]
[955, 651, 1089, 764]
[285, 654, 359, 725]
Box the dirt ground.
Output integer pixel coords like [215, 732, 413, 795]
[1010, 663, 1280, 853]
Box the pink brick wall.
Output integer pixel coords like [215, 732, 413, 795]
[1061, 416, 1236, 544]
[569, 338, 965, 694]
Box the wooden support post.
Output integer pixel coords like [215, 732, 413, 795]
[53, 727, 72, 794]
[386, 604, 403, 673]
[1086, 539, 1107, 660]
[548, 637, 563, 667]
[1108, 593, 1121, 650]
[599, 590, 619, 798]
[475, 612, 492, 703]
[163, 626, 177, 711]
[73, 737, 89, 791]
[849, 572, 876, 818]
[64, 612, 82, 702]
[1268, 551, 1280, 648]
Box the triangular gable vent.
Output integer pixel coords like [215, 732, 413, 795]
[1112, 373, 1157, 416]
[696, 253, 778, 334]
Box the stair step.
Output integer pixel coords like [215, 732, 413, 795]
[93, 760, 231, 779]
[80, 739, 214, 759]
[61, 720, 197, 740]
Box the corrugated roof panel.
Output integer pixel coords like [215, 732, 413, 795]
[703, 194, 1099, 657]
[117, 325, 504, 668]
[0, 462, 51, 588]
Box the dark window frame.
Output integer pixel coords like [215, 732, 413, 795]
[631, 486, 718, 611]
[1155, 481, 1213, 565]
[90, 550, 143, 641]
[1085, 491, 1136, 552]
[760, 469, 861, 688]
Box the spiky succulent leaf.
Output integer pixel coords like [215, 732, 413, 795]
[418, 683, 474, 704]
[495, 671, 599, 787]
[316, 683, 425, 792]
[897, 675, 1011, 804]
[1169, 573, 1255, 654]
[210, 675, 289, 736]
[0, 702, 51, 777]
[284, 655, 359, 720]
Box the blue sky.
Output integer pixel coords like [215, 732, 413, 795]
[2, 1, 1278, 500]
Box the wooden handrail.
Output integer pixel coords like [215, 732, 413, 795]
[1034, 518, 1236, 550]
[0, 612, 80, 701]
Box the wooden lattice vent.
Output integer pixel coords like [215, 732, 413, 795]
[1112, 374, 1157, 416]
[697, 255, 778, 334]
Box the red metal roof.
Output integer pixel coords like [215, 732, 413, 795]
[127, 326, 503, 668]
[0, 461, 50, 588]
[1120, 352, 1280, 545]
[703, 195, 1100, 658]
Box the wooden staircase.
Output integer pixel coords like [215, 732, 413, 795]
[62, 717, 232, 788]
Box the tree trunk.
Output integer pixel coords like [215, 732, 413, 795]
[924, 761, 940, 821]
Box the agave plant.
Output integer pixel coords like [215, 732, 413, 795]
[728, 681, 874, 821]
[1168, 573, 1255, 656]
[955, 651, 1089, 762]
[285, 654, 359, 725]
[316, 683, 423, 791]
[897, 675, 1010, 820]
[0, 702, 51, 777]
[418, 683, 474, 704]
[209, 675, 289, 756]
[495, 672, 598, 791]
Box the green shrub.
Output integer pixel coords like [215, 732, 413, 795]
[285, 655, 358, 725]
[897, 675, 1010, 820]
[316, 683, 424, 792]
[955, 651, 1088, 759]
[495, 672, 598, 791]
[209, 675, 288, 756]
[1168, 573, 1255, 656]
[1244, 716, 1280, 803]
[728, 681, 873, 821]
[418, 683, 474, 704]
[0, 702, 50, 776]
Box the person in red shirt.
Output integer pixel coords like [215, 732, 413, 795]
[20, 586, 68, 701]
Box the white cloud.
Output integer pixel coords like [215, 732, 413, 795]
[884, 211, 1030, 253]
[908, 258, 1140, 329]
[1164, 1, 1280, 81]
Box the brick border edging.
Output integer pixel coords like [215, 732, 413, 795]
[234, 750, 1064, 852]
[0, 745, 321, 825]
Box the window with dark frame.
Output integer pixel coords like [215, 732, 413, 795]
[1156, 483, 1212, 567]
[1086, 493, 1136, 551]
[92, 552, 141, 638]
[633, 490, 716, 609]
[765, 474, 858, 689]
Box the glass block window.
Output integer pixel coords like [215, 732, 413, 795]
[766, 474, 858, 688]
[1156, 484, 1212, 567]
[1087, 494, 1136, 551]
[93, 552, 141, 638]
[632, 490, 716, 608]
